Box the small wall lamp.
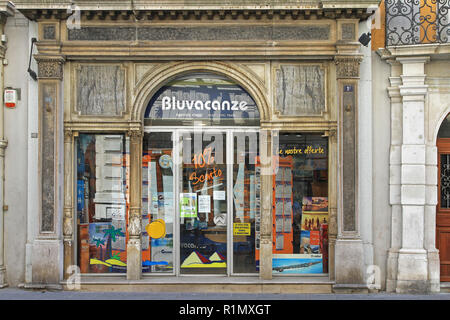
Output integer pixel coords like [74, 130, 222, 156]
[358, 32, 372, 47]
[27, 37, 37, 81]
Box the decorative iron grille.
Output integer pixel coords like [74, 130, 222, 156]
[441, 154, 450, 208]
[386, 0, 450, 45]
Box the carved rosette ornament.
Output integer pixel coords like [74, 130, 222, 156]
[35, 55, 65, 80]
[334, 56, 362, 79]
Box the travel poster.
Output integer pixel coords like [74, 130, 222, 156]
[272, 254, 323, 274]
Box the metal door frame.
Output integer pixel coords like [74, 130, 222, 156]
[144, 126, 260, 277]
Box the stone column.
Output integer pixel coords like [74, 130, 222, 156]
[386, 59, 403, 292]
[333, 55, 367, 292]
[63, 129, 74, 279]
[0, 5, 13, 288]
[395, 56, 431, 293]
[127, 129, 142, 280]
[259, 128, 273, 280]
[30, 54, 65, 287]
[327, 128, 338, 282]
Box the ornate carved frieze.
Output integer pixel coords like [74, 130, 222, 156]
[68, 25, 331, 42]
[19, 8, 374, 22]
[36, 55, 65, 80]
[334, 56, 362, 79]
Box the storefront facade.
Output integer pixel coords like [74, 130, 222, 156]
[0, 0, 394, 293]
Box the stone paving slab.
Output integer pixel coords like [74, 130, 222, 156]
[0, 288, 450, 300]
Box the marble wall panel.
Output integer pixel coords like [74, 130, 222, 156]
[76, 65, 126, 116]
[41, 83, 56, 232]
[342, 83, 356, 232]
[275, 64, 325, 116]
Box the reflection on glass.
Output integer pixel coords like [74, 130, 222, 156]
[180, 132, 227, 274]
[142, 132, 174, 273]
[76, 134, 129, 273]
[272, 133, 328, 275]
[233, 132, 260, 273]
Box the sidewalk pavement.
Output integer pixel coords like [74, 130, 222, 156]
[1, 288, 450, 300]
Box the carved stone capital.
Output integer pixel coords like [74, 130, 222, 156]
[35, 55, 65, 80]
[64, 129, 73, 143]
[334, 56, 362, 79]
[126, 129, 143, 140]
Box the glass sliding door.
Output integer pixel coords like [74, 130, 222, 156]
[232, 131, 260, 274]
[179, 131, 228, 274]
[144, 127, 261, 276]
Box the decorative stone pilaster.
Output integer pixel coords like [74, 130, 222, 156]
[259, 129, 273, 280]
[327, 128, 338, 281]
[126, 129, 143, 280]
[386, 60, 403, 292]
[63, 129, 74, 279]
[333, 55, 367, 292]
[28, 54, 65, 288]
[394, 56, 434, 294]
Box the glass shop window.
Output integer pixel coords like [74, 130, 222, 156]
[142, 132, 174, 273]
[272, 133, 328, 275]
[76, 134, 129, 273]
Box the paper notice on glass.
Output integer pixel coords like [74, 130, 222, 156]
[275, 183, 284, 199]
[141, 234, 149, 250]
[283, 168, 292, 182]
[283, 216, 292, 233]
[250, 175, 256, 220]
[275, 200, 284, 216]
[198, 195, 211, 213]
[213, 190, 226, 200]
[275, 234, 284, 250]
[276, 217, 283, 233]
[149, 161, 159, 216]
[234, 163, 245, 220]
[162, 175, 174, 222]
[283, 184, 292, 199]
[180, 193, 197, 218]
[275, 167, 283, 181]
[284, 200, 292, 216]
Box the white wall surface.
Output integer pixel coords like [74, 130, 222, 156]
[3, 11, 33, 286]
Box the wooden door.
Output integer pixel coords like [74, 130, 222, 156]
[437, 138, 450, 282]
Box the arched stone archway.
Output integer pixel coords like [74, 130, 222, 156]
[131, 61, 271, 124]
[125, 61, 274, 280]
